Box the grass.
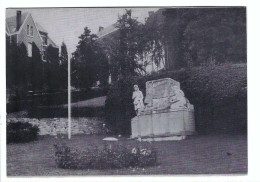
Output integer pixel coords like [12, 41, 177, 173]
[58, 96, 106, 108]
[7, 134, 247, 176]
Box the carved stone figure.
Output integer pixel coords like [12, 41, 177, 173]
[139, 78, 191, 114]
[131, 78, 195, 141]
[169, 85, 188, 109]
[132, 84, 144, 115]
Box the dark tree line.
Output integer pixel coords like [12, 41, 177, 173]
[71, 10, 152, 87]
[95, 8, 246, 83]
[6, 39, 69, 100]
[97, 9, 165, 82]
[107, 8, 246, 73]
[6, 38, 27, 97]
[158, 7, 247, 69]
[7, 8, 246, 98]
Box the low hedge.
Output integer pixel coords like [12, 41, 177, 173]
[54, 141, 157, 169]
[7, 88, 107, 114]
[105, 64, 247, 134]
[28, 106, 105, 118]
[7, 122, 39, 143]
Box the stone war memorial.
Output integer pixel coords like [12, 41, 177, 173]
[131, 78, 195, 141]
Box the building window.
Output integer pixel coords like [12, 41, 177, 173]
[41, 35, 47, 45]
[42, 51, 46, 61]
[27, 25, 30, 36]
[30, 26, 33, 36]
[27, 43, 32, 57]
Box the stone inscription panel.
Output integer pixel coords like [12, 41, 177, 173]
[144, 78, 180, 104]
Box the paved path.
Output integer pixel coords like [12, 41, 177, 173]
[61, 96, 106, 108]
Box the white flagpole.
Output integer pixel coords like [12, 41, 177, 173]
[68, 53, 71, 139]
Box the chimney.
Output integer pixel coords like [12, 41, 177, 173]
[99, 26, 104, 32]
[16, 10, 22, 31]
[148, 11, 154, 17]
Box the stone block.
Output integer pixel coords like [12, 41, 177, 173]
[131, 109, 195, 139]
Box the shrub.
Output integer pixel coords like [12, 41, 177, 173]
[105, 64, 247, 134]
[8, 88, 107, 114]
[105, 75, 141, 134]
[7, 122, 39, 143]
[54, 141, 157, 169]
[28, 105, 105, 118]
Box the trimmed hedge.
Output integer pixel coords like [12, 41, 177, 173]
[7, 122, 39, 143]
[54, 142, 157, 169]
[28, 106, 105, 118]
[7, 88, 107, 114]
[105, 64, 247, 134]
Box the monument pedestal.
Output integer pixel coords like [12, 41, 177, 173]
[130, 78, 196, 141]
[131, 108, 195, 140]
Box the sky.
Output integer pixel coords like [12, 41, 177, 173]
[6, 8, 158, 54]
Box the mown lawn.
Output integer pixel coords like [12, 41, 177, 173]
[7, 134, 247, 176]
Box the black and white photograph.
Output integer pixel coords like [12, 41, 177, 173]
[3, 5, 250, 178]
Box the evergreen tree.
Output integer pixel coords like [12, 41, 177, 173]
[112, 10, 144, 78]
[6, 37, 15, 91]
[59, 42, 68, 89]
[71, 27, 109, 89]
[142, 10, 166, 72]
[30, 43, 43, 92]
[45, 45, 60, 92]
[6, 39, 29, 98]
[18, 43, 29, 92]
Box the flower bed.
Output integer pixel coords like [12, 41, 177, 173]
[54, 141, 157, 169]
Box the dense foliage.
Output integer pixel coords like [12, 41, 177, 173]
[105, 75, 141, 134]
[44, 45, 64, 91]
[7, 122, 39, 143]
[98, 8, 246, 79]
[6, 40, 29, 100]
[28, 104, 105, 118]
[6, 39, 70, 112]
[30, 43, 44, 91]
[54, 141, 157, 169]
[6, 8, 246, 96]
[111, 10, 146, 78]
[157, 8, 246, 69]
[98, 9, 166, 79]
[26, 88, 107, 118]
[6, 40, 68, 94]
[59, 42, 69, 89]
[105, 64, 247, 134]
[71, 27, 109, 89]
[103, 8, 247, 134]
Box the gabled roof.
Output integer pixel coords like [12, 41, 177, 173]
[47, 36, 57, 47]
[6, 13, 29, 34]
[35, 22, 48, 33]
[35, 22, 57, 47]
[96, 23, 118, 39]
[6, 12, 58, 48]
[5, 13, 48, 35]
